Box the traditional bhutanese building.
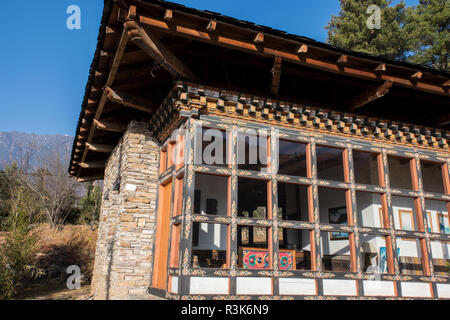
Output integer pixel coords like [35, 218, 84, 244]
[69, 0, 450, 300]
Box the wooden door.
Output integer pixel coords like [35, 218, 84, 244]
[152, 180, 172, 290]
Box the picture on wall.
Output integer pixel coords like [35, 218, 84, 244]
[329, 206, 349, 240]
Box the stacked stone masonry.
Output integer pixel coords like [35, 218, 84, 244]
[90, 121, 160, 299]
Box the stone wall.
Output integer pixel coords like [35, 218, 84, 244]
[90, 121, 160, 299]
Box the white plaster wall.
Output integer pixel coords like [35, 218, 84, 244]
[436, 283, 450, 299]
[322, 279, 357, 296]
[236, 277, 272, 295]
[279, 278, 316, 295]
[170, 276, 178, 293]
[400, 282, 432, 298]
[363, 280, 395, 297]
[190, 277, 229, 295]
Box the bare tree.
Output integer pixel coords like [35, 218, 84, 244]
[25, 147, 80, 228]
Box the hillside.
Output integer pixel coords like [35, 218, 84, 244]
[0, 132, 73, 170]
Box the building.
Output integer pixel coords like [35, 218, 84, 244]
[69, 0, 450, 300]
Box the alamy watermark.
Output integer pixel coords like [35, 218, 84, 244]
[366, 5, 381, 30]
[66, 5, 81, 30]
[66, 265, 81, 290]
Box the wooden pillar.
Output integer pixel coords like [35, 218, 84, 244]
[307, 140, 323, 295]
[411, 157, 436, 298]
[229, 127, 238, 295]
[379, 151, 402, 297]
[344, 147, 364, 296]
[269, 132, 279, 296]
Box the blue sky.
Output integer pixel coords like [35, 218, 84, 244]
[0, 0, 418, 136]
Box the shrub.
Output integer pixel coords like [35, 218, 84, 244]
[0, 227, 38, 298]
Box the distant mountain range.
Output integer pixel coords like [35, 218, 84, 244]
[0, 132, 73, 170]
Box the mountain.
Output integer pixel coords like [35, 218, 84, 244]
[0, 132, 73, 170]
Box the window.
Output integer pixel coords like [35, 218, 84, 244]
[388, 156, 413, 190]
[430, 241, 450, 277]
[397, 237, 424, 275]
[318, 187, 348, 224]
[321, 231, 351, 272]
[237, 131, 268, 172]
[425, 199, 448, 234]
[392, 196, 418, 231]
[421, 160, 445, 194]
[359, 234, 389, 274]
[195, 127, 229, 167]
[277, 140, 307, 177]
[316, 146, 345, 181]
[238, 178, 268, 219]
[355, 191, 383, 228]
[353, 150, 379, 185]
[192, 222, 228, 268]
[277, 183, 309, 221]
[279, 229, 311, 270]
[194, 173, 228, 216]
[238, 226, 270, 269]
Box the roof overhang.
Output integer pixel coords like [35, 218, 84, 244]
[69, 0, 450, 181]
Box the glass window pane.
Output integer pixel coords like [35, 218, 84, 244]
[192, 222, 228, 268]
[237, 132, 268, 172]
[430, 240, 450, 276]
[318, 187, 348, 224]
[359, 234, 389, 274]
[353, 150, 379, 185]
[421, 161, 445, 194]
[356, 191, 384, 228]
[238, 226, 270, 270]
[397, 237, 424, 275]
[278, 183, 309, 221]
[277, 140, 307, 177]
[279, 229, 311, 270]
[316, 146, 344, 181]
[320, 231, 351, 272]
[392, 196, 418, 231]
[238, 178, 267, 218]
[195, 128, 228, 167]
[425, 199, 449, 234]
[194, 173, 228, 216]
[388, 156, 412, 190]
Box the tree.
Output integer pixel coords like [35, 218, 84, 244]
[404, 0, 449, 71]
[326, 0, 409, 60]
[26, 150, 80, 228]
[78, 181, 102, 226]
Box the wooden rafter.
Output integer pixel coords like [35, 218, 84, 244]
[86, 142, 115, 153]
[104, 86, 156, 113]
[94, 119, 127, 133]
[77, 6, 133, 177]
[136, 13, 448, 97]
[345, 80, 393, 111]
[123, 19, 198, 81]
[434, 113, 450, 127]
[79, 160, 106, 169]
[270, 56, 282, 96]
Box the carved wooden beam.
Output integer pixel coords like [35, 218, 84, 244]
[77, 174, 105, 183]
[123, 19, 199, 81]
[434, 113, 450, 127]
[271, 56, 282, 96]
[104, 86, 156, 113]
[86, 142, 115, 153]
[346, 80, 393, 111]
[94, 119, 127, 133]
[79, 160, 106, 169]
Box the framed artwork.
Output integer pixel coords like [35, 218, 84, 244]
[329, 206, 349, 240]
[379, 247, 400, 273]
[399, 210, 415, 231]
[438, 213, 449, 234]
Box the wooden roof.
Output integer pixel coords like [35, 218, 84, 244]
[69, 0, 450, 180]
